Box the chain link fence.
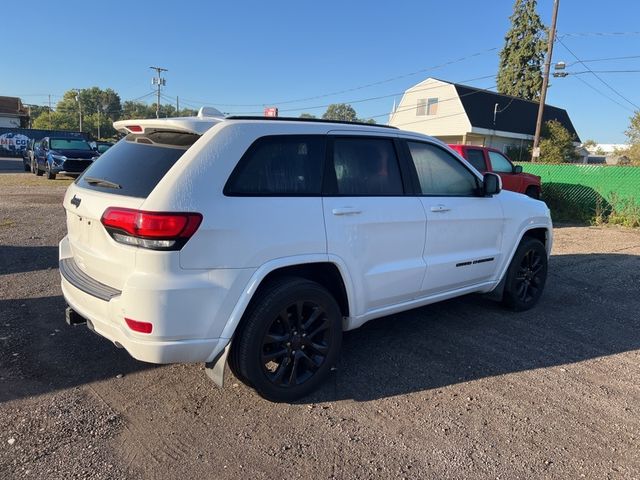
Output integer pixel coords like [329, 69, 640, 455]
[515, 163, 640, 226]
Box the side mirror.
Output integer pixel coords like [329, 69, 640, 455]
[513, 165, 523, 174]
[483, 172, 502, 196]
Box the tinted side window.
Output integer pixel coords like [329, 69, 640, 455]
[488, 151, 514, 173]
[332, 137, 403, 195]
[465, 149, 487, 172]
[407, 142, 478, 196]
[225, 136, 324, 195]
[77, 131, 199, 198]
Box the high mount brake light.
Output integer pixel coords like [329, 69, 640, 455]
[101, 207, 202, 250]
[126, 125, 143, 133]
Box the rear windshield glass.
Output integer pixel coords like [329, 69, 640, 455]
[76, 131, 199, 198]
[51, 138, 92, 150]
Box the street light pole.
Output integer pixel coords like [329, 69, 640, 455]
[532, 0, 559, 162]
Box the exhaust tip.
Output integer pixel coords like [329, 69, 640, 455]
[65, 306, 87, 326]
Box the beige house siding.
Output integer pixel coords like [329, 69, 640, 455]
[388, 79, 471, 137]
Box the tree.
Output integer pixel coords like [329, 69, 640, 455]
[539, 120, 578, 163]
[615, 111, 640, 165]
[322, 104, 357, 122]
[299, 113, 316, 119]
[497, 0, 546, 101]
[582, 139, 597, 150]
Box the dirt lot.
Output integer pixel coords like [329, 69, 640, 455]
[1, 160, 639, 479]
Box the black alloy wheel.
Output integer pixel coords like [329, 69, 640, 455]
[232, 277, 342, 402]
[261, 300, 331, 387]
[503, 238, 548, 311]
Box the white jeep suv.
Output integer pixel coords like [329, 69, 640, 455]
[59, 112, 552, 401]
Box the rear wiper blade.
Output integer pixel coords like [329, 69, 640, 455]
[84, 176, 121, 189]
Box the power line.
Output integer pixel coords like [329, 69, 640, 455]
[559, 31, 640, 38]
[566, 54, 640, 66]
[568, 75, 634, 112]
[557, 37, 639, 110]
[178, 46, 500, 108]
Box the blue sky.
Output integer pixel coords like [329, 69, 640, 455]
[2, 0, 639, 142]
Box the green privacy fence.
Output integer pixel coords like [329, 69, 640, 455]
[514, 163, 640, 226]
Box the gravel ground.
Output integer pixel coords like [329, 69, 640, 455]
[1, 162, 639, 479]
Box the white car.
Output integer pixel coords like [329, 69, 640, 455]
[59, 110, 552, 401]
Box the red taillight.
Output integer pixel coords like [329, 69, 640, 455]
[126, 125, 143, 133]
[125, 318, 153, 334]
[101, 208, 202, 250]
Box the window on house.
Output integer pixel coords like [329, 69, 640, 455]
[427, 98, 438, 115]
[416, 98, 439, 116]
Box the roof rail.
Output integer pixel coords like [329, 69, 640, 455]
[225, 116, 398, 129]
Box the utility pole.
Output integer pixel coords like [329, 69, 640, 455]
[150, 66, 168, 118]
[176, 96, 179, 116]
[97, 106, 101, 139]
[532, 0, 559, 162]
[48, 94, 52, 129]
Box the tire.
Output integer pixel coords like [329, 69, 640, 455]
[502, 237, 548, 311]
[232, 277, 342, 402]
[45, 162, 56, 180]
[525, 186, 540, 199]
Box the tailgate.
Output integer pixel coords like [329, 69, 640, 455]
[63, 183, 144, 290]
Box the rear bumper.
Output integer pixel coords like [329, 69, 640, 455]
[61, 277, 221, 363]
[58, 236, 253, 364]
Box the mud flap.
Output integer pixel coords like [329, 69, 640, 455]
[484, 275, 506, 301]
[204, 343, 230, 388]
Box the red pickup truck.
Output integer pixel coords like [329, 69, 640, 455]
[448, 145, 541, 199]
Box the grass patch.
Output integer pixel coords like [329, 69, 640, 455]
[0, 174, 73, 187]
[542, 184, 640, 228]
[0, 218, 15, 228]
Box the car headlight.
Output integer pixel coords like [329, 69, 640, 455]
[52, 155, 67, 164]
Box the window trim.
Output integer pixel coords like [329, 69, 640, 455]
[322, 135, 414, 197]
[223, 134, 327, 197]
[400, 139, 483, 198]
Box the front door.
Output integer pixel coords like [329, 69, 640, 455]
[487, 150, 522, 193]
[403, 140, 504, 295]
[322, 134, 426, 316]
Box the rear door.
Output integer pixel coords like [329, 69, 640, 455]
[402, 140, 504, 295]
[464, 147, 489, 173]
[322, 134, 426, 315]
[62, 130, 200, 289]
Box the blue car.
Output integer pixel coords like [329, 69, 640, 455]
[35, 137, 99, 179]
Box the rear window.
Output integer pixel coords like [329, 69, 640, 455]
[76, 131, 199, 198]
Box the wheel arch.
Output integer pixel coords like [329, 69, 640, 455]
[216, 256, 355, 348]
[488, 224, 552, 300]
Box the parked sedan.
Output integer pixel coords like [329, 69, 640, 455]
[34, 137, 99, 179]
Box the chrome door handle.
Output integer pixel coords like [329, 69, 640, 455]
[430, 204, 451, 213]
[332, 207, 362, 216]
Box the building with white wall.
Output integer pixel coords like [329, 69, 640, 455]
[388, 78, 579, 155]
